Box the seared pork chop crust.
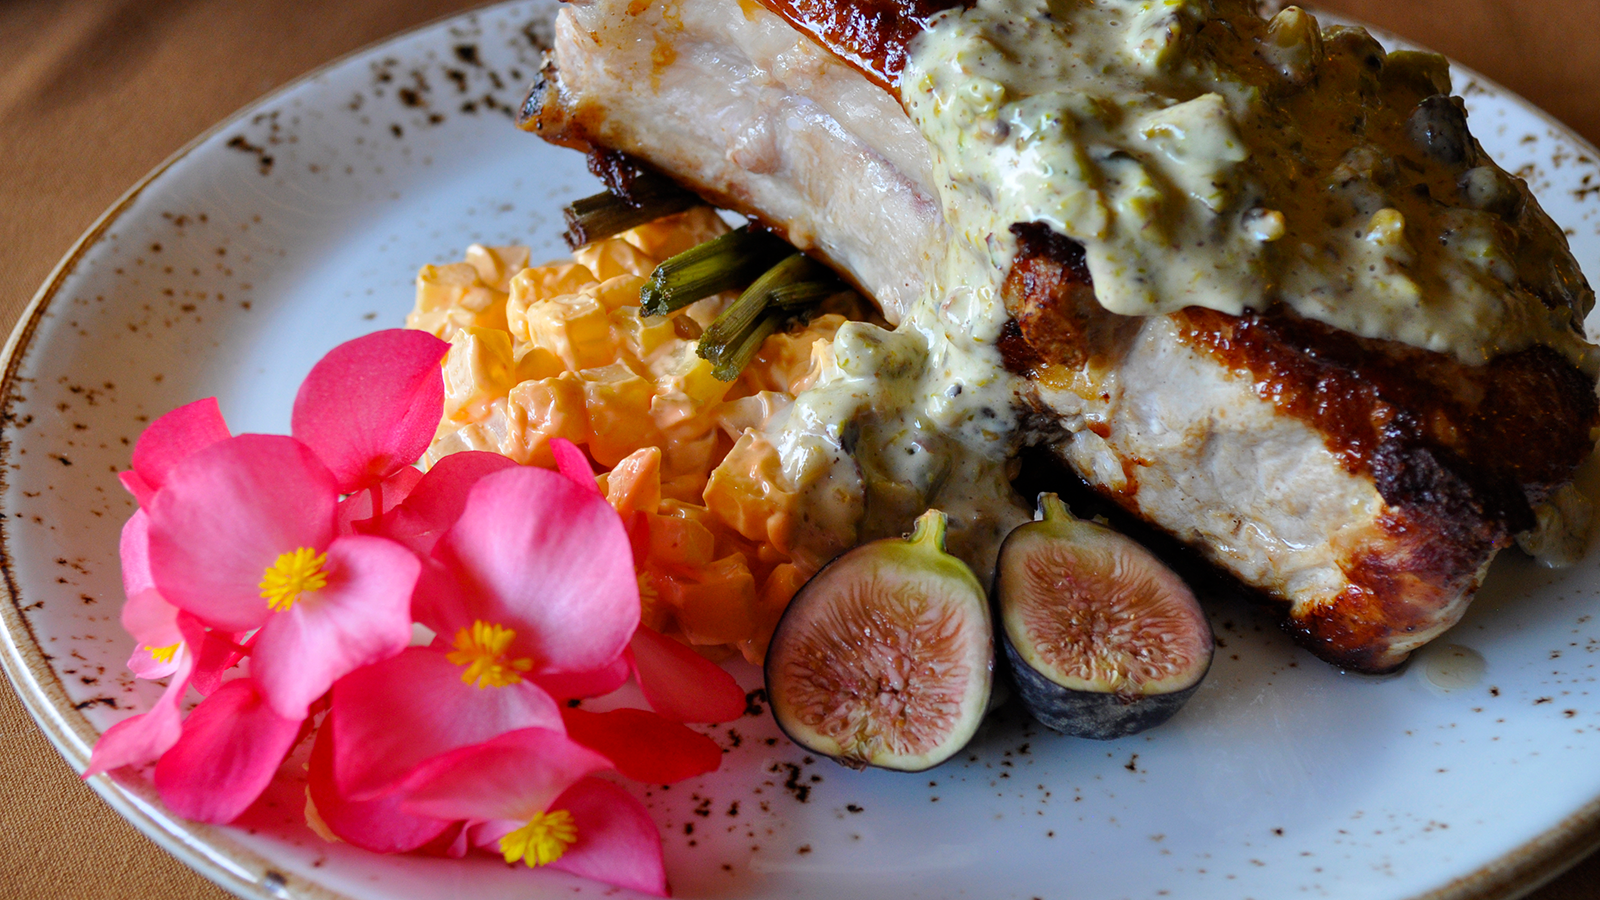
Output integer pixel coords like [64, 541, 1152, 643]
[1002, 234, 1599, 669]
[756, 0, 967, 90]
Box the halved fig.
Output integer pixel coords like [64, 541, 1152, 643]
[995, 494, 1212, 739]
[765, 509, 993, 772]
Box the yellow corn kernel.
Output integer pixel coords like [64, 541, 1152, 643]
[645, 506, 717, 570]
[622, 207, 731, 261]
[505, 373, 589, 467]
[464, 244, 531, 292]
[703, 430, 795, 551]
[573, 237, 657, 280]
[607, 447, 663, 517]
[443, 327, 518, 423]
[524, 293, 617, 372]
[578, 364, 660, 466]
[657, 553, 757, 647]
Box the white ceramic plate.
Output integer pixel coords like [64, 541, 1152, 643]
[6, 3, 1600, 899]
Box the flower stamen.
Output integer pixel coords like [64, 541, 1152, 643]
[146, 643, 181, 664]
[499, 809, 577, 867]
[259, 546, 329, 612]
[447, 620, 534, 689]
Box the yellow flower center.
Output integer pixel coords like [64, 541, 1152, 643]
[447, 620, 534, 689]
[259, 547, 329, 612]
[145, 643, 181, 664]
[499, 809, 577, 868]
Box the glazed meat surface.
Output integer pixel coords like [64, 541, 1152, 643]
[523, 0, 1599, 671]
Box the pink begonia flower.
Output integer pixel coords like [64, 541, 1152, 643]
[396, 728, 667, 896]
[84, 614, 207, 778]
[547, 438, 746, 725]
[559, 707, 722, 785]
[291, 329, 448, 496]
[413, 465, 639, 678]
[306, 709, 451, 853]
[330, 646, 565, 801]
[119, 510, 248, 691]
[368, 451, 518, 554]
[330, 463, 637, 799]
[153, 678, 303, 823]
[335, 466, 423, 536]
[146, 434, 418, 720]
[629, 627, 748, 724]
[118, 397, 231, 508]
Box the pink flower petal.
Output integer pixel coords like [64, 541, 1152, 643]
[291, 329, 449, 494]
[561, 707, 723, 785]
[397, 727, 612, 824]
[119, 470, 155, 508]
[547, 777, 668, 897]
[153, 678, 303, 823]
[630, 627, 748, 724]
[306, 710, 451, 853]
[122, 589, 183, 679]
[380, 451, 519, 554]
[335, 466, 424, 535]
[549, 438, 602, 495]
[533, 651, 631, 702]
[130, 398, 231, 495]
[120, 510, 155, 598]
[190, 630, 249, 697]
[147, 434, 337, 633]
[420, 467, 638, 674]
[330, 646, 565, 801]
[251, 535, 419, 719]
[85, 618, 205, 777]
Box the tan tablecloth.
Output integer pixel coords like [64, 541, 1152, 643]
[3, 1, 1600, 897]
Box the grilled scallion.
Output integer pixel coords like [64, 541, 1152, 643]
[561, 173, 700, 249]
[638, 226, 790, 317]
[711, 312, 784, 382]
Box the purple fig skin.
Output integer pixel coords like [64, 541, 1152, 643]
[994, 493, 1213, 739]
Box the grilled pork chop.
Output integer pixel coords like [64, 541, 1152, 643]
[522, 0, 1600, 672]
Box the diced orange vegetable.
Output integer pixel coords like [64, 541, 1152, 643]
[506, 373, 588, 467]
[607, 447, 662, 518]
[579, 364, 661, 466]
[621, 207, 730, 261]
[738, 562, 809, 664]
[442, 327, 517, 423]
[525, 294, 617, 371]
[573, 238, 657, 280]
[645, 507, 717, 571]
[703, 430, 795, 551]
[658, 553, 757, 647]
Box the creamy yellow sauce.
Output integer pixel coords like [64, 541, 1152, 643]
[902, 0, 1594, 366]
[768, 0, 1596, 579]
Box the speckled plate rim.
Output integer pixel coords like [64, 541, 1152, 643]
[0, 5, 1598, 900]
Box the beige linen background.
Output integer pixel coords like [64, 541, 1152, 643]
[3, 1, 1600, 897]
